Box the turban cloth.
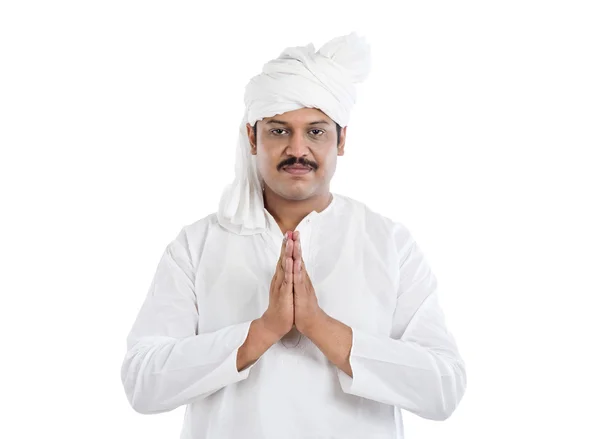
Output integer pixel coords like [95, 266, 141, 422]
[217, 32, 371, 235]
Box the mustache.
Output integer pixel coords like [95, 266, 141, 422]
[279, 157, 317, 170]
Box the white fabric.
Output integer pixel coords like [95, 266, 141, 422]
[121, 193, 467, 439]
[217, 32, 371, 236]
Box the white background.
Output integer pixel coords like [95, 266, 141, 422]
[1, 1, 599, 438]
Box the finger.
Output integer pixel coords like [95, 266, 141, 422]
[293, 265, 304, 285]
[284, 257, 293, 286]
[294, 240, 302, 260]
[293, 230, 299, 241]
[280, 231, 289, 256]
[279, 231, 289, 270]
[292, 237, 299, 260]
[286, 234, 294, 258]
[282, 239, 294, 272]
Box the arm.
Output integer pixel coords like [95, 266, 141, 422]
[309, 227, 467, 421]
[120, 228, 267, 414]
[338, 290, 466, 421]
[236, 318, 281, 371]
[303, 312, 353, 377]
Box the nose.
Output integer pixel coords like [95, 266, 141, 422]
[286, 131, 310, 158]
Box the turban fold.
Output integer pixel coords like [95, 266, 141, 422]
[217, 32, 371, 235]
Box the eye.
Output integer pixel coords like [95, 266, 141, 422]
[310, 129, 325, 136]
[270, 129, 288, 135]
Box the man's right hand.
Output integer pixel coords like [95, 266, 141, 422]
[261, 230, 295, 339]
[237, 231, 295, 371]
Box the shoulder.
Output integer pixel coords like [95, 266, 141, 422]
[336, 193, 414, 249]
[168, 213, 221, 266]
[179, 213, 219, 242]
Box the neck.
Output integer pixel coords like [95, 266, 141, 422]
[263, 187, 333, 234]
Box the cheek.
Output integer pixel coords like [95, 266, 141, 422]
[256, 154, 282, 179]
[317, 153, 337, 173]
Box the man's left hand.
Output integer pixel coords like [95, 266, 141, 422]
[291, 231, 325, 335]
[289, 231, 354, 377]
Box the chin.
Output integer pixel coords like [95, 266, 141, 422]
[276, 185, 315, 200]
[262, 175, 320, 199]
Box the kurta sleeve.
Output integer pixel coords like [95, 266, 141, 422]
[120, 227, 257, 415]
[337, 224, 467, 421]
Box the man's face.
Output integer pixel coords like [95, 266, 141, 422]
[246, 107, 346, 201]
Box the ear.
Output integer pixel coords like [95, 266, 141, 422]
[337, 126, 347, 156]
[246, 122, 257, 155]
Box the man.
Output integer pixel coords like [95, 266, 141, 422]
[121, 32, 467, 438]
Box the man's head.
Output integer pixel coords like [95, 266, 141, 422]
[246, 107, 346, 201]
[217, 33, 370, 234]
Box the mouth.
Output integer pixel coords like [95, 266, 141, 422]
[283, 166, 312, 175]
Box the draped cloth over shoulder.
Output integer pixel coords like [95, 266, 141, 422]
[217, 32, 372, 235]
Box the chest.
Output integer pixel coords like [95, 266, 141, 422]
[193, 229, 399, 336]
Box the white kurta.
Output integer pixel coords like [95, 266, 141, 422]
[121, 192, 467, 439]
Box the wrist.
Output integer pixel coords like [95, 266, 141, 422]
[300, 309, 328, 337]
[256, 316, 285, 345]
[236, 318, 279, 372]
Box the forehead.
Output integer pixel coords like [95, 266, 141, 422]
[261, 108, 334, 126]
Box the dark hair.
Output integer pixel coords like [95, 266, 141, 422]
[252, 121, 342, 146]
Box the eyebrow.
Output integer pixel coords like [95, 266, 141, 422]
[264, 119, 331, 126]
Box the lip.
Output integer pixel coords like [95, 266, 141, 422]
[283, 166, 312, 175]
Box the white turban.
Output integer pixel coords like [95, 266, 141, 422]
[217, 31, 371, 235]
